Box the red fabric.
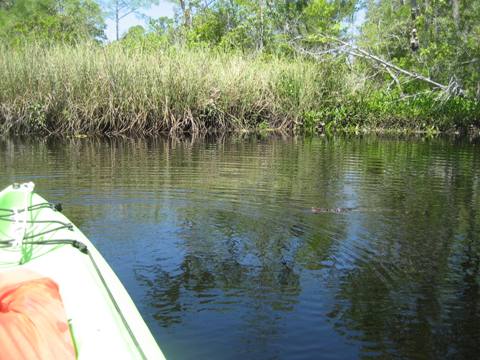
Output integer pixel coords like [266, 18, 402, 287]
[0, 270, 75, 360]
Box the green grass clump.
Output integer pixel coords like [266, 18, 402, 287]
[0, 43, 478, 135]
[0, 43, 350, 134]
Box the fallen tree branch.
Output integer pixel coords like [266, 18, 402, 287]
[292, 35, 466, 97]
[329, 36, 451, 91]
[292, 43, 347, 61]
[383, 64, 403, 94]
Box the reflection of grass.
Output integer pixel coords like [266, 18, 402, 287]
[3, 135, 479, 358]
[1, 44, 478, 135]
[3, 135, 478, 360]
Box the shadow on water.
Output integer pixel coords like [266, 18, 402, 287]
[1, 134, 480, 359]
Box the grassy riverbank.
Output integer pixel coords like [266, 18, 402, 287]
[0, 43, 478, 135]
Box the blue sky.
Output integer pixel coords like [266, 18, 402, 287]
[104, 1, 175, 41]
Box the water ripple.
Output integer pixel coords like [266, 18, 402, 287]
[2, 135, 480, 359]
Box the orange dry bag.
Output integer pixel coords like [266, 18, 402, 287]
[0, 270, 75, 360]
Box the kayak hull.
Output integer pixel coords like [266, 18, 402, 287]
[0, 183, 165, 360]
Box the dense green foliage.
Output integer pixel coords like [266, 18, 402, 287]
[163, 0, 356, 51]
[0, 0, 105, 44]
[0, 0, 478, 134]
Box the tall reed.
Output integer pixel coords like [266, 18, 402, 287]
[0, 43, 359, 134]
[1, 43, 477, 135]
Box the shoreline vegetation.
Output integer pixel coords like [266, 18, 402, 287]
[1, 1, 479, 136]
[1, 43, 478, 136]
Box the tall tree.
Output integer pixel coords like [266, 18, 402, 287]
[164, 0, 356, 51]
[167, 0, 213, 27]
[0, 0, 105, 43]
[101, 0, 160, 40]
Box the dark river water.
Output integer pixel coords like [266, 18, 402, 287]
[1, 135, 480, 359]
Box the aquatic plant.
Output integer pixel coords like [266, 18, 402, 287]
[0, 43, 478, 135]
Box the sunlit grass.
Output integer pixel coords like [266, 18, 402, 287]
[0, 43, 357, 134]
[0, 43, 477, 135]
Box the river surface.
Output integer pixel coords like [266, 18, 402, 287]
[1, 135, 480, 359]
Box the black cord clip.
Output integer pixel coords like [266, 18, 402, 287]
[72, 240, 89, 255]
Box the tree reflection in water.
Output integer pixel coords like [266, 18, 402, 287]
[1, 135, 480, 359]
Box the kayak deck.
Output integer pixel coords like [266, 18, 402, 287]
[0, 183, 165, 360]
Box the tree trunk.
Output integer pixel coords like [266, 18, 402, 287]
[433, 3, 439, 40]
[178, 0, 191, 27]
[258, 0, 265, 51]
[452, 0, 460, 30]
[115, 0, 119, 41]
[424, 0, 430, 33]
